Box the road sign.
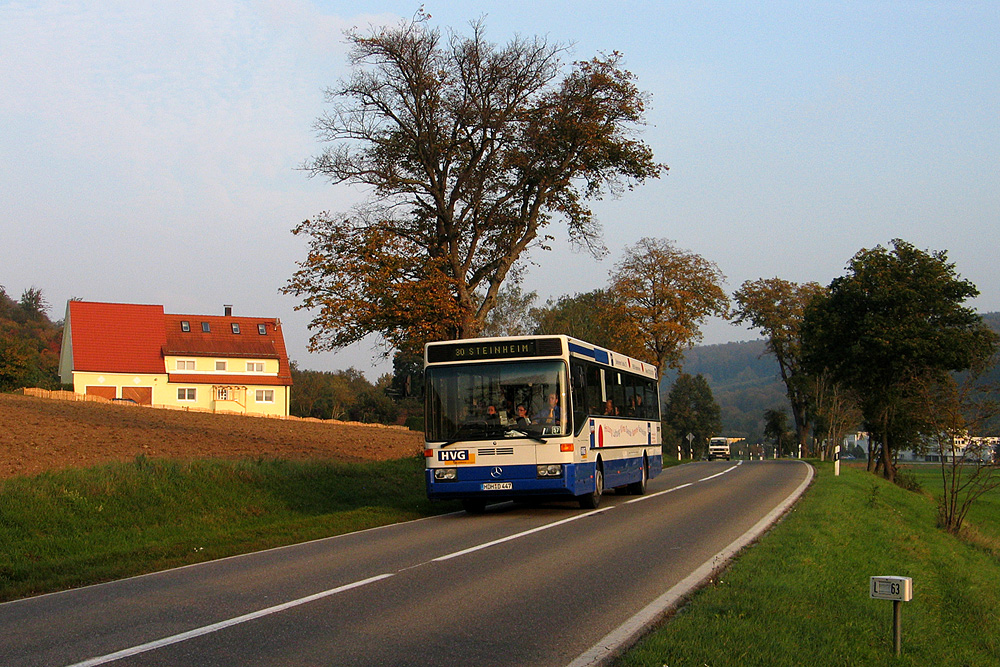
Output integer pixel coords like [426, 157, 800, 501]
[870, 576, 913, 656]
[870, 576, 912, 601]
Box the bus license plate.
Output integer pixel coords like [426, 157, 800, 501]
[482, 482, 513, 491]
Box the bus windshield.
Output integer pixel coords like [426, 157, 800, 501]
[425, 360, 568, 442]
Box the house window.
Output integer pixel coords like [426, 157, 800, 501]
[202, 322, 211, 333]
[231, 323, 240, 334]
[181, 321, 190, 332]
[177, 388, 196, 401]
[258, 323, 267, 335]
[215, 387, 231, 401]
[246, 362, 264, 372]
[255, 389, 274, 403]
[176, 360, 195, 371]
[215, 361, 227, 371]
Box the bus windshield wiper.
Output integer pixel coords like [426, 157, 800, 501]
[504, 429, 547, 444]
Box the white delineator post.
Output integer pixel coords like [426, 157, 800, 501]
[834, 445, 841, 476]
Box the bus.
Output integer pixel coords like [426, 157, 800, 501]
[423, 335, 662, 512]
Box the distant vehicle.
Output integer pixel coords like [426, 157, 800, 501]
[111, 398, 138, 405]
[708, 436, 743, 461]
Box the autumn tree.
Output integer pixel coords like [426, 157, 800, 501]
[0, 286, 62, 392]
[608, 238, 729, 371]
[802, 239, 997, 482]
[662, 373, 721, 459]
[530, 289, 632, 352]
[732, 278, 827, 453]
[285, 14, 664, 356]
[480, 284, 537, 338]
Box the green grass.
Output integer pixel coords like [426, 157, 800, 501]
[900, 463, 1000, 549]
[0, 455, 456, 601]
[616, 462, 1000, 667]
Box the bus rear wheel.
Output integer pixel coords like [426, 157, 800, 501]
[579, 462, 604, 509]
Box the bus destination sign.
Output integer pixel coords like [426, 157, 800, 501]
[429, 340, 535, 363]
[429, 339, 561, 363]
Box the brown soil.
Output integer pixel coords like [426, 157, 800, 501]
[0, 393, 425, 480]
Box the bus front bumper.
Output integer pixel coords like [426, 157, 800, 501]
[426, 462, 595, 501]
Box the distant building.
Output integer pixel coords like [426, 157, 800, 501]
[845, 431, 998, 464]
[59, 301, 292, 416]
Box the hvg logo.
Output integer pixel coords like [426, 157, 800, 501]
[438, 450, 474, 463]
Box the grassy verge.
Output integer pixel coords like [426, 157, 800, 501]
[0, 455, 456, 602]
[616, 462, 1000, 666]
[900, 463, 1000, 550]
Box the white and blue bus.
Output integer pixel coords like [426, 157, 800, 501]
[423, 335, 662, 512]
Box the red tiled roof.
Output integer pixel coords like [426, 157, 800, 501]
[65, 303, 292, 385]
[67, 301, 167, 374]
[163, 314, 292, 382]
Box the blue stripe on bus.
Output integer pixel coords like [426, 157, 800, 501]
[568, 341, 611, 365]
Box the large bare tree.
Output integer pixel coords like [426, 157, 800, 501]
[284, 13, 664, 355]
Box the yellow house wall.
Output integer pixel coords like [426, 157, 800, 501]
[164, 354, 289, 417]
[74, 358, 290, 417]
[71, 372, 168, 401]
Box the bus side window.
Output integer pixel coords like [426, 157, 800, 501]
[587, 364, 602, 415]
[571, 362, 587, 428]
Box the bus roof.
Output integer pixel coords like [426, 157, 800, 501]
[424, 335, 657, 380]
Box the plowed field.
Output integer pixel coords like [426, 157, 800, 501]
[0, 393, 424, 479]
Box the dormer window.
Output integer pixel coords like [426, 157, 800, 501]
[202, 322, 211, 333]
[257, 323, 267, 335]
[181, 321, 190, 332]
[231, 323, 240, 334]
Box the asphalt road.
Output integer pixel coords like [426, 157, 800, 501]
[1, 460, 811, 667]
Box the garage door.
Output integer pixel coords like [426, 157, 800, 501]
[85, 386, 117, 400]
[122, 386, 153, 405]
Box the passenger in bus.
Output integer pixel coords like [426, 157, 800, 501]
[603, 399, 618, 416]
[629, 394, 644, 417]
[485, 405, 500, 424]
[535, 392, 560, 424]
[514, 404, 530, 428]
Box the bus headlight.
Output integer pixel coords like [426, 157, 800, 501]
[537, 464, 563, 478]
[434, 468, 458, 481]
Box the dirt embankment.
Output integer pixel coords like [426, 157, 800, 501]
[0, 393, 425, 479]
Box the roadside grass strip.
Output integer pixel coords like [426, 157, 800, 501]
[614, 463, 1000, 667]
[0, 456, 444, 602]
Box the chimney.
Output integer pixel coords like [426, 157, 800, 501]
[224, 304, 232, 317]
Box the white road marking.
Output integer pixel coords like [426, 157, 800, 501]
[65, 574, 394, 667]
[433, 506, 613, 561]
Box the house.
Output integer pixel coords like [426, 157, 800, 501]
[59, 301, 292, 416]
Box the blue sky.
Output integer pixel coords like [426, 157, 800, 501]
[3, 1, 998, 377]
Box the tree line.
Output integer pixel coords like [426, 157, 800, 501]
[0, 286, 62, 392]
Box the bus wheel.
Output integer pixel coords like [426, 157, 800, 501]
[462, 499, 487, 514]
[579, 462, 603, 509]
[628, 455, 648, 495]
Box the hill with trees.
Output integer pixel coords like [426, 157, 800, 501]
[666, 339, 786, 444]
[0, 286, 62, 392]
